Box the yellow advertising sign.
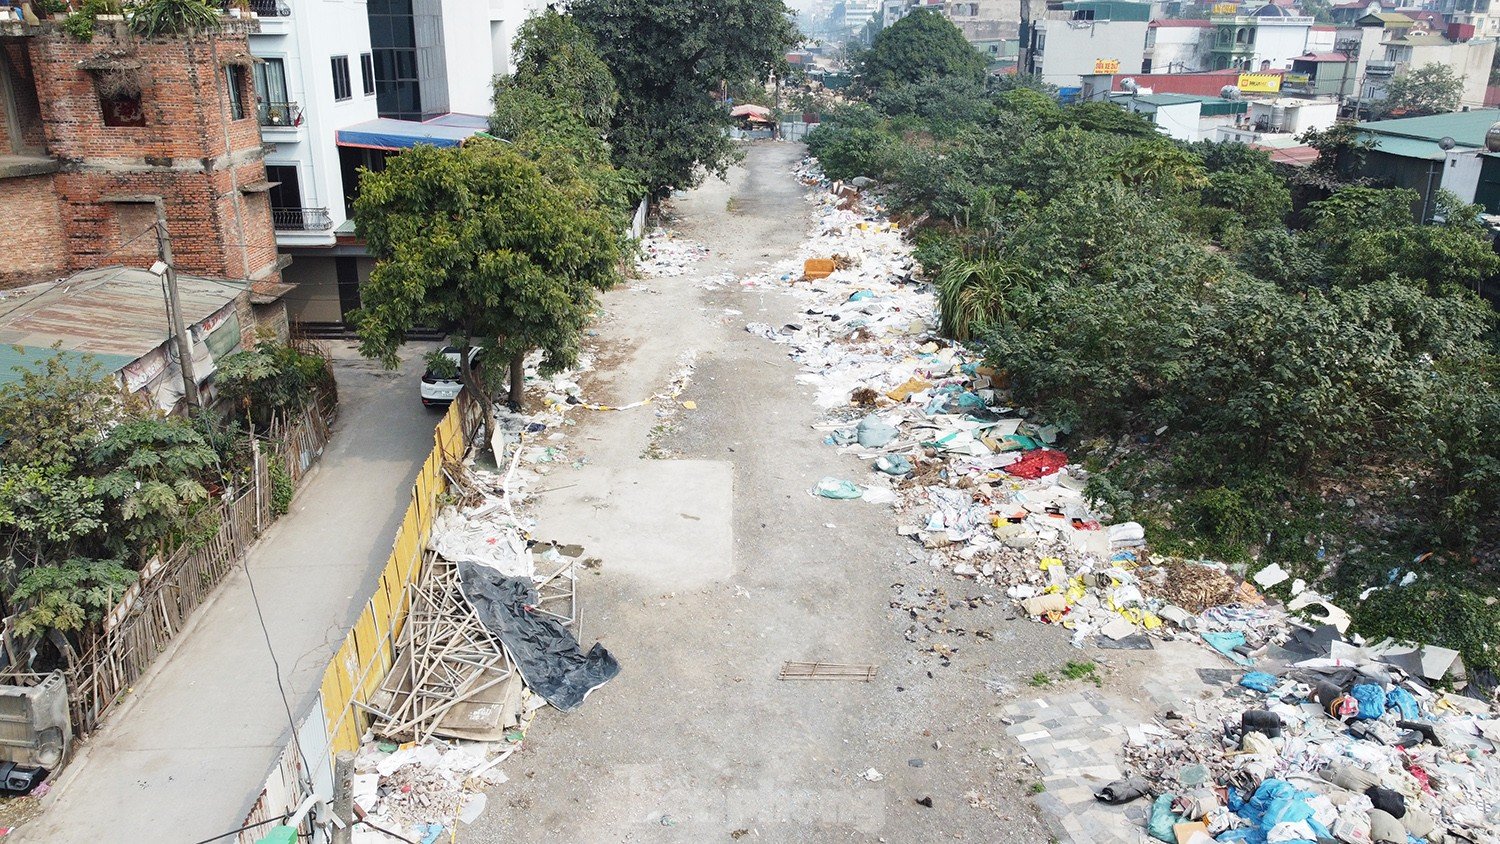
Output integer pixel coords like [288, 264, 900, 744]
[1093, 58, 1121, 74]
[1237, 72, 1282, 93]
[1212, 3, 1239, 13]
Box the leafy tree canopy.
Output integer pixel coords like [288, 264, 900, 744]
[353, 141, 624, 412]
[573, 0, 798, 201]
[1379, 63, 1464, 118]
[857, 9, 986, 92]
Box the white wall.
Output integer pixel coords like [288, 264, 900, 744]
[441, 0, 545, 114]
[1441, 149, 1485, 204]
[1251, 22, 1313, 70]
[1286, 99, 1337, 134]
[1148, 26, 1209, 73]
[1037, 20, 1150, 87]
[1154, 101, 1203, 141]
[252, 0, 379, 241]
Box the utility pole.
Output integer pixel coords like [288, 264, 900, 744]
[1019, 0, 1033, 75]
[154, 200, 200, 409]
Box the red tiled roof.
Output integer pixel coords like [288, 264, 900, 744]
[1255, 144, 1320, 167]
[1111, 70, 1248, 97]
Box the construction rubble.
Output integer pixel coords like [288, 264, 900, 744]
[341, 221, 716, 843]
[350, 448, 617, 842]
[739, 159, 1500, 843]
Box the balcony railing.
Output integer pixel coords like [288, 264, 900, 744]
[273, 207, 333, 232]
[257, 101, 303, 128]
[1365, 61, 1400, 77]
[222, 0, 290, 15]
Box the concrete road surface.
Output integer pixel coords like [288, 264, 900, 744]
[468, 143, 1080, 842]
[20, 343, 442, 844]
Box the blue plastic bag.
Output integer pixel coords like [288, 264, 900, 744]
[1240, 671, 1278, 692]
[1201, 631, 1254, 666]
[1351, 683, 1387, 720]
[1386, 686, 1420, 720]
[1235, 779, 1330, 841]
[1146, 794, 1181, 843]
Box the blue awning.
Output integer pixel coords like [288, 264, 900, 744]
[336, 117, 482, 151]
[424, 113, 491, 130]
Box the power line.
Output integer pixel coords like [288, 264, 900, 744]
[243, 544, 316, 795]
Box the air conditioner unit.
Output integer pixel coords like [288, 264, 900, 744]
[0, 671, 71, 769]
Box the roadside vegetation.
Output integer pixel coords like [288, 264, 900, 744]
[808, 11, 1500, 672]
[0, 341, 328, 648]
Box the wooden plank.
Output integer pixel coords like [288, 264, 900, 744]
[777, 662, 879, 682]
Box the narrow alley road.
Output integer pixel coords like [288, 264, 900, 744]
[21, 345, 438, 844]
[470, 144, 1077, 841]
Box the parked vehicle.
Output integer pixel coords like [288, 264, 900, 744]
[420, 346, 479, 407]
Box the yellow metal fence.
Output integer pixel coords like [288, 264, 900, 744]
[239, 394, 480, 841]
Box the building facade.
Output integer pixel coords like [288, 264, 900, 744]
[250, 0, 543, 328]
[1208, 5, 1317, 71]
[0, 17, 282, 295]
[1033, 1, 1153, 88]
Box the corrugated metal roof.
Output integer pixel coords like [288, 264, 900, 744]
[1358, 108, 1500, 149]
[0, 266, 247, 363]
[1133, 93, 1207, 106]
[0, 345, 135, 388]
[1367, 136, 1452, 160]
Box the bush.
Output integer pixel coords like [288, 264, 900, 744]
[804, 124, 900, 182]
[268, 456, 294, 516]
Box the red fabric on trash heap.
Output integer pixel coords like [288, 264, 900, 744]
[1004, 448, 1068, 479]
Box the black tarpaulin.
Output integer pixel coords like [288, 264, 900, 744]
[458, 561, 620, 712]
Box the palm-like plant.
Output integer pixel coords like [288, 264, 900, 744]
[935, 256, 1039, 341]
[127, 0, 222, 37]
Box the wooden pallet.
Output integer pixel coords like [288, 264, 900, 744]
[778, 661, 878, 682]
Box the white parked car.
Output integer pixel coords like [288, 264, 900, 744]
[420, 346, 480, 407]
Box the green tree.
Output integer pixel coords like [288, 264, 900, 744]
[573, 0, 798, 201]
[91, 416, 216, 554]
[492, 9, 619, 140]
[1379, 63, 1464, 118]
[857, 9, 986, 92]
[353, 141, 624, 418]
[0, 355, 222, 642]
[1296, 121, 1375, 190]
[491, 9, 636, 217]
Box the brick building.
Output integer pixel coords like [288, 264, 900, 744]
[0, 16, 286, 329]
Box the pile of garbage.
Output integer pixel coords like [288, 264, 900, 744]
[636, 228, 709, 278]
[350, 728, 523, 843]
[346, 447, 615, 841]
[749, 160, 1500, 842]
[751, 162, 1261, 655]
[1108, 645, 1500, 843]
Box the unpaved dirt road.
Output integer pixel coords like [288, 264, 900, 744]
[470, 143, 1085, 842]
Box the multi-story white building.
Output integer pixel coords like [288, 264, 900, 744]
[1033, 1, 1153, 88]
[247, 0, 544, 327]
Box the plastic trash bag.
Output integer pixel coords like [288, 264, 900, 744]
[1384, 686, 1419, 720]
[1240, 671, 1279, 692]
[1095, 777, 1151, 805]
[1201, 631, 1254, 666]
[813, 477, 863, 499]
[1148, 793, 1183, 843]
[1350, 684, 1386, 720]
[855, 416, 898, 448]
[875, 454, 913, 476]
